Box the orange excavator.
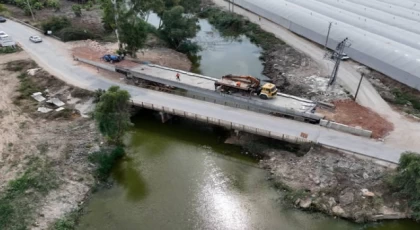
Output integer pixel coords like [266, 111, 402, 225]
[214, 74, 277, 99]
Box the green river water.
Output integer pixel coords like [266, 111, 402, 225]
[77, 113, 418, 230]
[77, 14, 419, 230]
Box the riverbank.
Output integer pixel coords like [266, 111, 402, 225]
[225, 133, 411, 223]
[0, 52, 104, 229]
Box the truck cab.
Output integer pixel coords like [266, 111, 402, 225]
[259, 83, 277, 99]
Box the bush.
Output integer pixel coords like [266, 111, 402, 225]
[41, 16, 71, 34]
[0, 46, 20, 54]
[72, 4, 82, 17]
[390, 152, 420, 220]
[177, 40, 201, 55]
[33, 2, 43, 10]
[89, 146, 125, 181]
[46, 0, 60, 9]
[56, 27, 96, 41]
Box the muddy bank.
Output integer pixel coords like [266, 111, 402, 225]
[225, 133, 410, 223]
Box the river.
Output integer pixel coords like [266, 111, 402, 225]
[77, 13, 419, 230]
[145, 13, 267, 79]
[77, 113, 418, 230]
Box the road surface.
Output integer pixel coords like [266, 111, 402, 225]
[0, 20, 414, 163]
[213, 0, 420, 151]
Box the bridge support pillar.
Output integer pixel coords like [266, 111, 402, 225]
[159, 112, 173, 123]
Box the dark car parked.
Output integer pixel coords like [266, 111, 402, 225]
[0, 16, 6, 23]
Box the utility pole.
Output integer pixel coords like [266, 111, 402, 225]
[328, 37, 350, 86]
[25, 0, 35, 21]
[354, 73, 365, 101]
[324, 22, 332, 51]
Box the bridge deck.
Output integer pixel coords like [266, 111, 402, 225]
[130, 64, 315, 112]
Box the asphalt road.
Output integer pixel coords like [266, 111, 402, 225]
[0, 20, 411, 163]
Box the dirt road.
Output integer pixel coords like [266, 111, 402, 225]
[212, 0, 420, 150]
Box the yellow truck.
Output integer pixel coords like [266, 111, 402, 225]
[214, 74, 277, 99]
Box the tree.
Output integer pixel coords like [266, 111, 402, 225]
[119, 14, 149, 57]
[391, 152, 420, 220]
[160, 6, 199, 50]
[72, 4, 82, 17]
[94, 86, 132, 144]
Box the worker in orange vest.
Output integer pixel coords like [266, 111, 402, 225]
[176, 73, 180, 81]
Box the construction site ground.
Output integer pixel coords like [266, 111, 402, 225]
[0, 52, 102, 229]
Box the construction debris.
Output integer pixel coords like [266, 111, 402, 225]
[31, 92, 46, 102]
[37, 107, 53, 113]
[47, 98, 65, 107]
[55, 107, 65, 112]
[361, 189, 375, 197]
[27, 68, 41, 76]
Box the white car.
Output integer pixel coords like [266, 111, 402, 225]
[29, 35, 42, 43]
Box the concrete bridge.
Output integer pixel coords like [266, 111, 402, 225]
[0, 19, 411, 164]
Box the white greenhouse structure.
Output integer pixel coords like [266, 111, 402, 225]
[232, 0, 420, 90]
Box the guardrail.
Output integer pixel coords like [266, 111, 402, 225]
[136, 101, 312, 144]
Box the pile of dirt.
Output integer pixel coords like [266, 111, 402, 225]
[261, 146, 409, 222]
[318, 100, 394, 138]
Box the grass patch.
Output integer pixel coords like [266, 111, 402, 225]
[17, 73, 41, 98]
[50, 208, 81, 230]
[0, 158, 58, 230]
[392, 89, 420, 111]
[5, 60, 37, 72]
[198, 7, 284, 50]
[0, 46, 22, 54]
[88, 146, 125, 181]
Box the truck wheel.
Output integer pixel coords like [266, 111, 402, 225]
[259, 94, 268, 100]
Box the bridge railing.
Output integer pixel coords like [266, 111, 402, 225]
[137, 101, 312, 144]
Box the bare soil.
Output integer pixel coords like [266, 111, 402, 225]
[70, 39, 192, 71]
[0, 52, 102, 229]
[317, 100, 394, 139]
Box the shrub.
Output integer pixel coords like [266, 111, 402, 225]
[89, 146, 125, 181]
[177, 40, 201, 55]
[72, 4, 82, 17]
[46, 0, 60, 9]
[33, 2, 43, 10]
[41, 16, 71, 34]
[56, 27, 96, 41]
[0, 46, 19, 54]
[390, 152, 420, 220]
